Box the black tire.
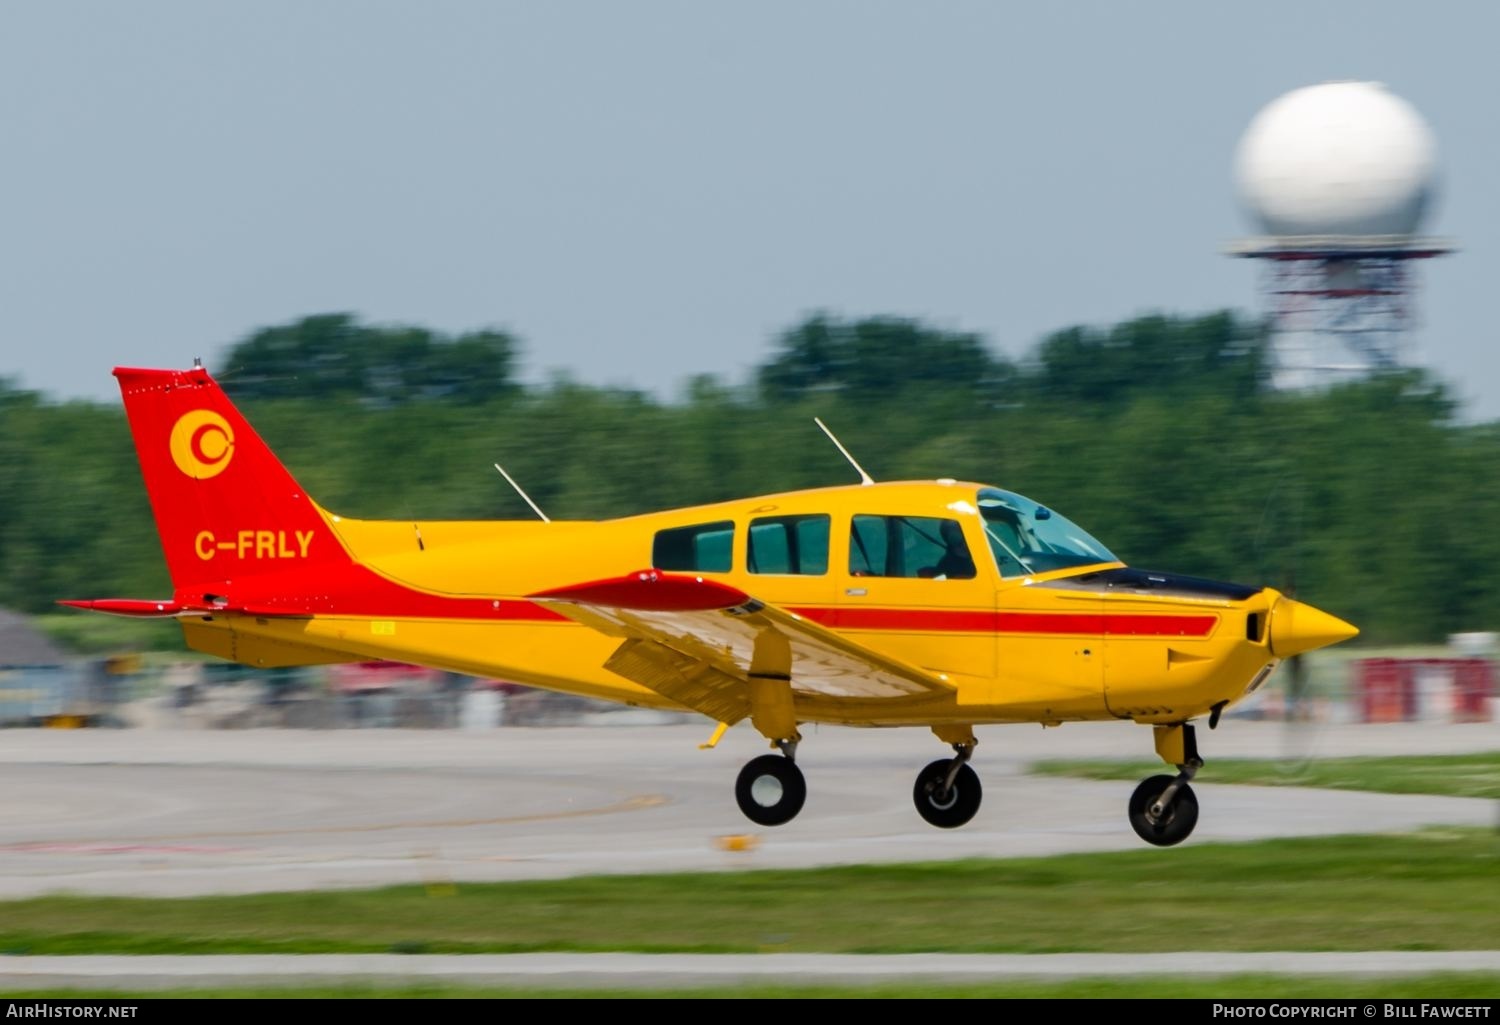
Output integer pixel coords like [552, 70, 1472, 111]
[1128, 774, 1199, 847]
[734, 754, 807, 826]
[912, 759, 983, 829]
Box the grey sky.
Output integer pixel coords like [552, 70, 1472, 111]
[2, 2, 1494, 415]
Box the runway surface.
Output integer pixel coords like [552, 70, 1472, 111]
[0, 721, 1495, 898]
[5, 951, 1500, 990]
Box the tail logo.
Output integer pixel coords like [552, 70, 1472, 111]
[169, 410, 236, 479]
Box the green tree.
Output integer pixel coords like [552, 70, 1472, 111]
[1031, 311, 1267, 405]
[6, 308, 1496, 650]
[759, 314, 1016, 405]
[222, 314, 519, 405]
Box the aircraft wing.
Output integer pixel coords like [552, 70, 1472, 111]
[529, 570, 955, 724]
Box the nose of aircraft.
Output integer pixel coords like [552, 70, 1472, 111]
[1269, 596, 1359, 658]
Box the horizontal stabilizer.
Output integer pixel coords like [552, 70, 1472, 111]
[57, 597, 309, 619]
[57, 598, 195, 618]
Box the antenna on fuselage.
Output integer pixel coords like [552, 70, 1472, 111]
[814, 417, 875, 486]
[493, 463, 551, 522]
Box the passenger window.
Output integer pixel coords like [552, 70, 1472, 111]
[849, 515, 889, 576]
[653, 520, 735, 572]
[849, 515, 975, 580]
[749, 514, 830, 575]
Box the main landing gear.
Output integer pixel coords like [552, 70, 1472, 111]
[734, 738, 806, 826]
[732, 730, 988, 830]
[913, 740, 981, 829]
[1128, 723, 1202, 847]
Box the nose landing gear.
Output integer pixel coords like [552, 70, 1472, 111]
[1128, 723, 1202, 847]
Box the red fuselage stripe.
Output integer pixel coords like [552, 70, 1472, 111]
[190, 560, 573, 622]
[208, 561, 1215, 637]
[790, 607, 1217, 637]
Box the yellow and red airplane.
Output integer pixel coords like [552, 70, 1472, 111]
[63, 364, 1358, 846]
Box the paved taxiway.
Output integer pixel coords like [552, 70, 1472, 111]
[0, 720, 1494, 899]
[5, 951, 1500, 990]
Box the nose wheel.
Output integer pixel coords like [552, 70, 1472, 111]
[735, 751, 806, 826]
[1128, 723, 1203, 847]
[1128, 773, 1199, 846]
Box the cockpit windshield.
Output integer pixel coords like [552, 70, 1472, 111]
[977, 487, 1117, 578]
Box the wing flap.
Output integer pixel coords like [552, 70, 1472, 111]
[531, 570, 954, 704]
[604, 638, 751, 724]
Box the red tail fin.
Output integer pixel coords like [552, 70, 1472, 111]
[114, 365, 350, 593]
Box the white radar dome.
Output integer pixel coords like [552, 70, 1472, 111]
[1235, 81, 1437, 237]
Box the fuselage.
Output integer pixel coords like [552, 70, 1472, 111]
[76, 365, 1363, 846]
[180, 479, 1304, 728]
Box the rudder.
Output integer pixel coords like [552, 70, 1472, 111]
[114, 364, 350, 592]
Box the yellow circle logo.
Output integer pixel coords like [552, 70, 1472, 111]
[169, 410, 235, 479]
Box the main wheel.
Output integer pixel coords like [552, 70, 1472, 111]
[912, 759, 982, 829]
[1128, 774, 1199, 847]
[735, 754, 807, 826]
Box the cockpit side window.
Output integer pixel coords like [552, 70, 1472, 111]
[652, 520, 735, 573]
[849, 515, 976, 580]
[749, 514, 830, 575]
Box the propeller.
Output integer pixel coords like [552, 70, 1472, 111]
[1251, 470, 1323, 770]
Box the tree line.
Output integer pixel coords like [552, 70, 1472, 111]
[1, 309, 1493, 645]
